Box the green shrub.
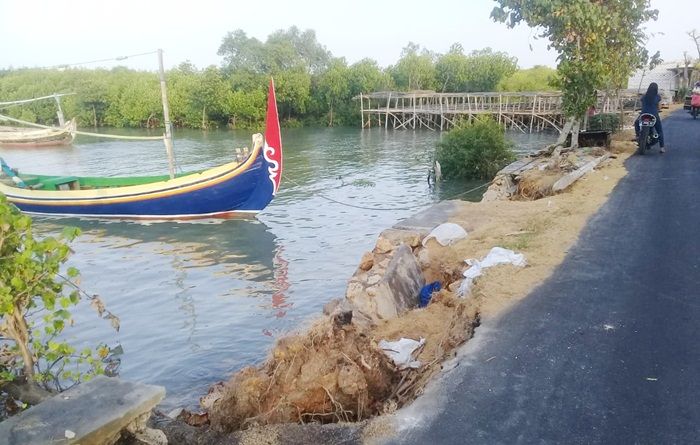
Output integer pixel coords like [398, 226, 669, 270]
[588, 113, 621, 132]
[436, 117, 516, 180]
[0, 196, 118, 391]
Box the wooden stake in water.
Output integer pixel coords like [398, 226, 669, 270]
[158, 49, 176, 179]
[53, 93, 66, 126]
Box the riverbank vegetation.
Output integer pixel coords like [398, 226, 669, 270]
[0, 27, 552, 130]
[0, 196, 118, 400]
[435, 118, 516, 180]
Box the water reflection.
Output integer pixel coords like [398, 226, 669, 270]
[34, 217, 286, 409]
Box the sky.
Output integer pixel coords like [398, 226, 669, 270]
[0, 0, 697, 72]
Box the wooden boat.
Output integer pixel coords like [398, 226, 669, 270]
[0, 80, 283, 219]
[0, 118, 77, 147]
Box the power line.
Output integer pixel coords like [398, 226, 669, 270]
[48, 50, 159, 70]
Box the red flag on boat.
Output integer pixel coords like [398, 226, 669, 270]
[264, 78, 283, 195]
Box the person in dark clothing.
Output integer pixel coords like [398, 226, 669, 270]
[634, 82, 665, 153]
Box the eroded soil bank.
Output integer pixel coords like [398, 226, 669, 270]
[152, 134, 638, 445]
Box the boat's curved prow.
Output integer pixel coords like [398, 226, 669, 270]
[263, 78, 283, 196]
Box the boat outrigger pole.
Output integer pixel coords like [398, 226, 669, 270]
[157, 48, 176, 179]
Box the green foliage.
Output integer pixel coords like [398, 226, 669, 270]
[499, 65, 558, 91]
[588, 113, 621, 132]
[436, 117, 516, 180]
[435, 46, 517, 92]
[0, 26, 531, 129]
[389, 43, 437, 91]
[0, 196, 117, 391]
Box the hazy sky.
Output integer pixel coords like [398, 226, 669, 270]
[0, 0, 697, 71]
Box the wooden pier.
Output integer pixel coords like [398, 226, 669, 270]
[356, 91, 640, 132]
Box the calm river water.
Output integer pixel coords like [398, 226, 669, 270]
[0, 127, 556, 409]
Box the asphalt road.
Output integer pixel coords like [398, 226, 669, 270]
[392, 110, 700, 444]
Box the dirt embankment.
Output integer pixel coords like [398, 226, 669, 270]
[164, 134, 638, 443]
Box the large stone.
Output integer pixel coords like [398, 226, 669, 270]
[0, 375, 165, 445]
[378, 228, 422, 249]
[358, 252, 374, 271]
[345, 244, 425, 322]
[373, 237, 394, 254]
[481, 174, 517, 202]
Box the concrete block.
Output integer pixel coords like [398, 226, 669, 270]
[393, 201, 459, 235]
[0, 375, 165, 445]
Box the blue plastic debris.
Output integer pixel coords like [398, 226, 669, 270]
[419, 281, 441, 308]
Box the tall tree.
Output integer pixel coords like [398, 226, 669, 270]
[266, 27, 331, 74]
[689, 30, 700, 62]
[347, 58, 392, 94]
[498, 65, 558, 91]
[492, 0, 658, 147]
[316, 58, 350, 126]
[217, 30, 268, 74]
[435, 44, 469, 92]
[464, 48, 518, 92]
[389, 43, 437, 91]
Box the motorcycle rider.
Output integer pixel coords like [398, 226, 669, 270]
[691, 81, 700, 113]
[635, 82, 665, 153]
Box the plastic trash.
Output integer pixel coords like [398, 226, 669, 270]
[378, 337, 425, 369]
[459, 247, 526, 296]
[422, 223, 468, 247]
[419, 281, 441, 307]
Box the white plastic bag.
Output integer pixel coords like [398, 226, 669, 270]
[459, 247, 526, 296]
[379, 337, 425, 369]
[422, 223, 468, 247]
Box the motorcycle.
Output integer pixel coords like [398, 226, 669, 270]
[636, 113, 659, 155]
[691, 93, 700, 119]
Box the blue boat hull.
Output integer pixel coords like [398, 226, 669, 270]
[1, 144, 276, 220]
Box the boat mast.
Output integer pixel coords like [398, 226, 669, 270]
[157, 49, 176, 179]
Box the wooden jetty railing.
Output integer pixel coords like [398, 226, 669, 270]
[356, 91, 641, 133]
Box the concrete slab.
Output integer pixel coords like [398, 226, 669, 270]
[393, 201, 459, 235]
[0, 376, 165, 445]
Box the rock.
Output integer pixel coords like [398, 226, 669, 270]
[176, 409, 210, 427]
[200, 381, 225, 411]
[322, 299, 355, 327]
[345, 281, 365, 303]
[345, 245, 425, 322]
[358, 252, 374, 271]
[378, 228, 422, 249]
[332, 310, 353, 327]
[322, 298, 343, 316]
[481, 175, 517, 202]
[365, 273, 381, 286]
[373, 237, 394, 254]
[416, 248, 431, 269]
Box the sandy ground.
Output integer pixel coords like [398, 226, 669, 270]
[447, 140, 633, 319]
